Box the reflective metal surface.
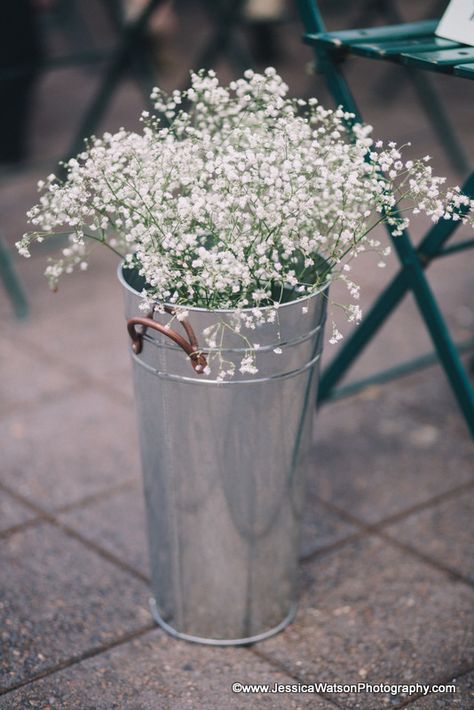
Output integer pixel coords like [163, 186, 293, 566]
[119, 263, 327, 645]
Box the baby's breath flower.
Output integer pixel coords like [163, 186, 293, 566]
[18, 69, 473, 377]
[329, 324, 343, 345]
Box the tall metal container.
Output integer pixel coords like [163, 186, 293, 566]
[119, 263, 327, 645]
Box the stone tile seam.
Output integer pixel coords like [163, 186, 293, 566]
[249, 646, 354, 710]
[0, 477, 366, 585]
[0, 624, 157, 697]
[1, 478, 472, 704]
[3, 476, 473, 594]
[299, 478, 474, 571]
[0, 500, 471, 701]
[0, 381, 90, 423]
[251, 645, 474, 710]
[0, 479, 383, 589]
[1, 603, 471, 705]
[0, 482, 150, 584]
[0, 621, 341, 707]
[0, 515, 45, 541]
[54, 477, 139, 514]
[0, 478, 139, 541]
[313, 486, 474, 588]
[299, 530, 367, 564]
[392, 662, 474, 708]
[374, 530, 474, 588]
[313, 478, 474, 538]
[3, 430, 471, 557]
[0, 504, 365, 571]
[369, 479, 474, 530]
[3, 330, 133, 411]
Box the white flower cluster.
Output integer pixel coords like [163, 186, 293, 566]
[18, 68, 473, 376]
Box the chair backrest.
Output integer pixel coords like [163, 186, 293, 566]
[296, 0, 326, 35]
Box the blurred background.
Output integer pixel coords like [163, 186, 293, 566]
[1, 0, 471, 225]
[0, 0, 472, 390]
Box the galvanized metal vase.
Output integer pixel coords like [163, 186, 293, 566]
[119, 263, 327, 645]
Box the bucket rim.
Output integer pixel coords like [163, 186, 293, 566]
[117, 260, 329, 314]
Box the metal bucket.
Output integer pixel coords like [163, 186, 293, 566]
[119, 263, 327, 645]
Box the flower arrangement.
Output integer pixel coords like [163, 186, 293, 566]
[18, 68, 473, 377]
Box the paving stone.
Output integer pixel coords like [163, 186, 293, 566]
[0, 338, 73, 419]
[0, 490, 37, 533]
[0, 523, 150, 690]
[58, 483, 149, 578]
[1, 247, 113, 321]
[258, 536, 474, 709]
[321, 242, 473, 384]
[58, 479, 357, 579]
[406, 670, 474, 709]
[113, 366, 135, 403]
[307, 370, 474, 525]
[300, 499, 357, 559]
[0, 629, 335, 709]
[383, 488, 474, 582]
[0, 3, 472, 708]
[2, 250, 134, 396]
[0, 389, 140, 511]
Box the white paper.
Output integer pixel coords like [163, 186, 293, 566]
[436, 0, 474, 46]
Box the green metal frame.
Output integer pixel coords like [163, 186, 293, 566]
[1, 0, 255, 316]
[1, 0, 166, 316]
[297, 0, 474, 437]
[59, 0, 166, 172]
[0, 236, 28, 319]
[190, 0, 252, 79]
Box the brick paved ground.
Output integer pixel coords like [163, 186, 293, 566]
[1, 1, 473, 708]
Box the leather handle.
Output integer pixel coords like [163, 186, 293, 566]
[127, 309, 207, 374]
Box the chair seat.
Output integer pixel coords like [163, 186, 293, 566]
[455, 63, 474, 79]
[304, 19, 474, 76]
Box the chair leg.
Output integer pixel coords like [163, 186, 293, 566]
[405, 256, 474, 436]
[318, 172, 474, 399]
[318, 270, 409, 403]
[371, 65, 470, 176]
[0, 236, 28, 319]
[407, 70, 470, 176]
[319, 210, 474, 437]
[319, 253, 474, 436]
[189, 0, 252, 79]
[391, 178, 474, 437]
[60, 0, 165, 176]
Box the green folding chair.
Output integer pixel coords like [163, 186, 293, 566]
[297, 0, 474, 437]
